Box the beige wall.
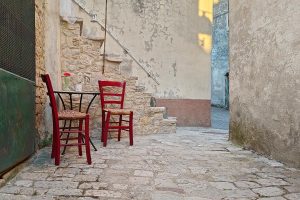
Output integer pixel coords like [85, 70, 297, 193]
[45, 0, 61, 88]
[35, 0, 61, 146]
[42, 0, 62, 140]
[229, 0, 300, 167]
[93, 0, 212, 100]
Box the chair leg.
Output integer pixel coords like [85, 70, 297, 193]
[54, 129, 60, 166]
[101, 111, 105, 142]
[129, 112, 133, 146]
[78, 119, 83, 156]
[85, 115, 92, 165]
[51, 117, 59, 158]
[51, 123, 56, 159]
[62, 120, 72, 155]
[118, 115, 122, 141]
[103, 112, 111, 147]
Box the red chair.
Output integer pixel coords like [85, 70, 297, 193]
[41, 74, 91, 165]
[98, 80, 133, 147]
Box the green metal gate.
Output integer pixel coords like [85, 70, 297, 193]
[0, 0, 36, 175]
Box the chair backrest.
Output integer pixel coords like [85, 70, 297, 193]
[41, 74, 59, 125]
[98, 80, 126, 110]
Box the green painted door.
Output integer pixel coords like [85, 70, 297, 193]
[0, 0, 36, 175]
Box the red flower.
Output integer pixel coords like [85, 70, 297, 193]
[63, 72, 71, 77]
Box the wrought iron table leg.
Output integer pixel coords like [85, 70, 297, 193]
[90, 138, 97, 151]
[81, 137, 97, 151]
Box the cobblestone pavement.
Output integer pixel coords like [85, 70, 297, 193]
[1, 128, 300, 200]
[211, 106, 229, 130]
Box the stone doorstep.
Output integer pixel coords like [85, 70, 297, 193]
[162, 117, 177, 123]
[0, 159, 30, 188]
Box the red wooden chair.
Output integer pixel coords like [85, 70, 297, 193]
[41, 74, 91, 165]
[98, 80, 133, 147]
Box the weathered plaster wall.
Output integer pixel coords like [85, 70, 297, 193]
[211, 0, 228, 107]
[43, 0, 62, 141]
[45, 0, 61, 89]
[94, 0, 212, 100]
[35, 0, 62, 147]
[229, 0, 300, 167]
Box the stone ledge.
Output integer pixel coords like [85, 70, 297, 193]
[149, 107, 166, 113]
[84, 36, 105, 42]
[104, 56, 123, 63]
[162, 117, 177, 123]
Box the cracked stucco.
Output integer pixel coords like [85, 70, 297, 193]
[94, 0, 212, 99]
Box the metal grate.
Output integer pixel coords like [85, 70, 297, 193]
[0, 0, 35, 81]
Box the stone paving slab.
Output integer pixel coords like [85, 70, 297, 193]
[0, 127, 300, 199]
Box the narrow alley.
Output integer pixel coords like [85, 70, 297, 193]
[0, 0, 299, 199]
[0, 128, 299, 199]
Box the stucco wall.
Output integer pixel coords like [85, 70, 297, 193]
[229, 0, 300, 167]
[43, 0, 62, 139]
[94, 0, 212, 100]
[35, 0, 62, 147]
[211, 0, 228, 107]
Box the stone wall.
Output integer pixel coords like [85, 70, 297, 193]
[35, 0, 48, 147]
[211, 0, 229, 107]
[229, 0, 300, 167]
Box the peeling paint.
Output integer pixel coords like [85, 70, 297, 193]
[93, 0, 211, 99]
[172, 62, 177, 77]
[132, 0, 145, 16]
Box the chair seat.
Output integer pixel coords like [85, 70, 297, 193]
[58, 110, 86, 120]
[104, 108, 132, 115]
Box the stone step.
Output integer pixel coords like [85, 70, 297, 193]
[128, 76, 138, 80]
[135, 85, 145, 92]
[101, 55, 123, 63]
[85, 36, 105, 42]
[148, 107, 167, 119]
[158, 117, 177, 134]
[148, 106, 165, 112]
[104, 64, 121, 75]
[162, 117, 177, 123]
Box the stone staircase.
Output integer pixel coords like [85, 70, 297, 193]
[60, 3, 176, 137]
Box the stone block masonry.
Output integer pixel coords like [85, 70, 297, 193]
[35, 0, 48, 147]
